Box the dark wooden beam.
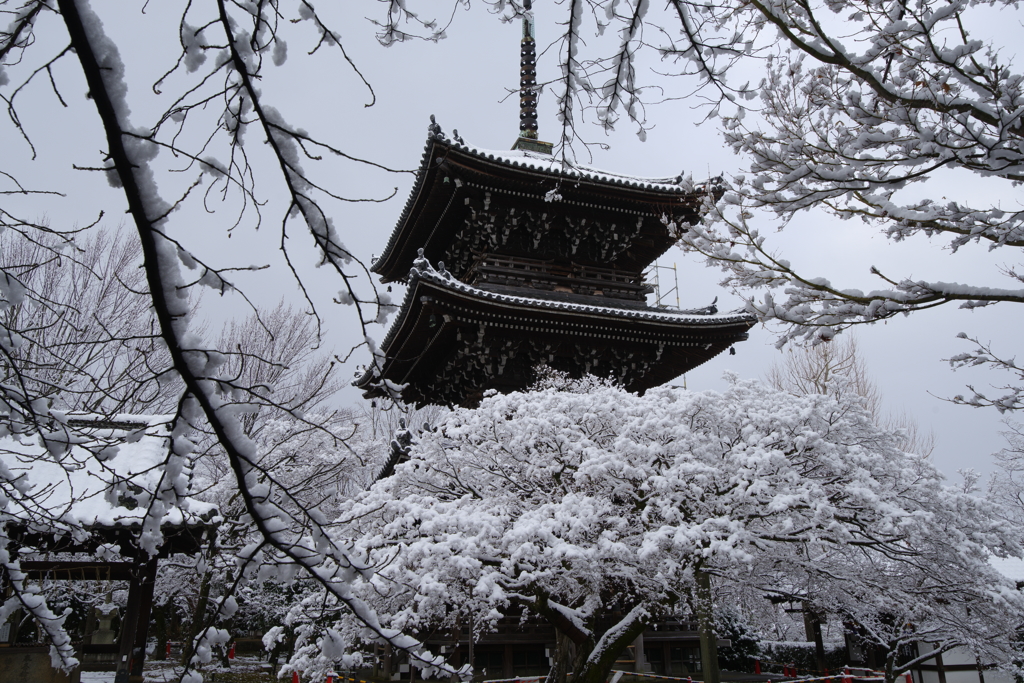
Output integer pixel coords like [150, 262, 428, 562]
[7, 523, 212, 557]
[19, 561, 136, 582]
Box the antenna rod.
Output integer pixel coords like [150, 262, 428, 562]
[519, 0, 538, 140]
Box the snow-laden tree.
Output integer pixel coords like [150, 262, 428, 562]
[209, 302, 346, 440]
[4, 0, 1021, 678]
[331, 376, 1024, 683]
[988, 421, 1024, 525]
[727, 474, 1024, 683]
[0, 206, 356, 673]
[0, 2, 436, 679]
[0, 226, 172, 414]
[166, 412, 388, 672]
[682, 16, 1024, 407]
[765, 336, 935, 456]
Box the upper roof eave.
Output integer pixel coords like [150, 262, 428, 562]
[371, 123, 715, 280]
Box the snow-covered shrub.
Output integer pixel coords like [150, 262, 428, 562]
[715, 610, 763, 673]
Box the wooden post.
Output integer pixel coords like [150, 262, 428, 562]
[181, 563, 212, 667]
[69, 597, 99, 683]
[113, 565, 142, 683]
[129, 559, 158, 682]
[633, 632, 648, 673]
[467, 615, 474, 679]
[695, 571, 721, 683]
[934, 650, 948, 683]
[803, 602, 827, 675]
[152, 602, 167, 661]
[114, 558, 158, 683]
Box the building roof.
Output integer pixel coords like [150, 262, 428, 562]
[379, 253, 753, 351]
[372, 119, 720, 284]
[1, 414, 218, 554]
[358, 256, 755, 406]
[363, 121, 751, 406]
[442, 144, 696, 193]
[990, 555, 1024, 583]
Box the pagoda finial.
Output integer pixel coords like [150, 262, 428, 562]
[512, 1, 553, 154]
[519, 0, 538, 140]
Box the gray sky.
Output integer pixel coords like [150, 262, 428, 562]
[3, 1, 1019, 482]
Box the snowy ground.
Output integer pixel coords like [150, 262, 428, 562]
[76, 667, 783, 683]
[80, 655, 279, 681]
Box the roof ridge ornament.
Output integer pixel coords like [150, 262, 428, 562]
[428, 114, 446, 141]
[512, 0, 554, 155]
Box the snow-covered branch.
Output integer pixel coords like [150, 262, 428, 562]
[947, 334, 1024, 412]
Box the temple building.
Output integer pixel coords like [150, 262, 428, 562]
[356, 3, 754, 408]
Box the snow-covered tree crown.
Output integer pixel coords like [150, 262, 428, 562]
[334, 377, 1024, 683]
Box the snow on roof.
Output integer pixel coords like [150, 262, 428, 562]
[444, 138, 697, 193]
[426, 116, 701, 192]
[1, 414, 217, 538]
[376, 254, 753, 352]
[373, 119, 711, 275]
[412, 255, 750, 322]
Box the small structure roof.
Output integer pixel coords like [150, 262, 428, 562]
[990, 555, 1024, 583]
[1, 414, 218, 556]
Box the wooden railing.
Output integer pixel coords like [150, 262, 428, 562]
[465, 254, 652, 301]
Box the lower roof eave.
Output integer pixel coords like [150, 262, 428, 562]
[359, 276, 753, 406]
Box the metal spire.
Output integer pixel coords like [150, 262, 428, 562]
[519, 0, 539, 140]
[512, 1, 552, 153]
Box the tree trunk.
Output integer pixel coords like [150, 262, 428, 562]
[569, 611, 649, 683]
[548, 628, 576, 683]
[695, 571, 720, 683]
[528, 592, 649, 683]
[884, 647, 898, 683]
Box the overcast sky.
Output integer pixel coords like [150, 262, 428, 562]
[3, 1, 1020, 482]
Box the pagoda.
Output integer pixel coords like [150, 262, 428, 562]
[357, 3, 754, 407]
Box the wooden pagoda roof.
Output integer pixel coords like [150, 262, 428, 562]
[357, 259, 755, 407]
[372, 126, 720, 284]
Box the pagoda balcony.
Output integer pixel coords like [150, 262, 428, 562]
[465, 254, 653, 303]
